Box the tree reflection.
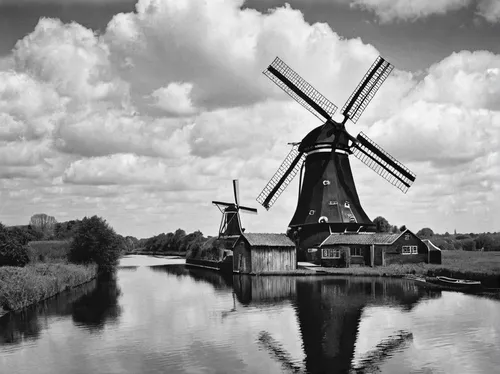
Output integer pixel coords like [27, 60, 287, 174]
[71, 272, 122, 330]
[0, 273, 123, 346]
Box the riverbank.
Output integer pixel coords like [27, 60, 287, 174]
[0, 263, 97, 318]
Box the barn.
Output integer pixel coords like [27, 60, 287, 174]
[314, 229, 438, 268]
[232, 233, 296, 274]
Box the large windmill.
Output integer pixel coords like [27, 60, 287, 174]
[213, 179, 258, 238]
[257, 56, 416, 256]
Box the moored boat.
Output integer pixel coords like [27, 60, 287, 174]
[434, 276, 482, 290]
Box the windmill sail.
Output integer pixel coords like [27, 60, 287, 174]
[264, 57, 338, 122]
[257, 145, 306, 210]
[341, 56, 394, 123]
[350, 132, 416, 193]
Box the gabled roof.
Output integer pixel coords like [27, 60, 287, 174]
[422, 239, 442, 251]
[240, 233, 295, 248]
[320, 229, 419, 247]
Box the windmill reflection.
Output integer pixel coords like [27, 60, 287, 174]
[233, 274, 439, 374]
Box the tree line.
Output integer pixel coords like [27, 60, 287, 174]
[372, 216, 500, 251]
[1, 214, 130, 272]
[136, 229, 208, 257]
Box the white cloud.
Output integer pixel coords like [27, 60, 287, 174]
[62, 153, 212, 190]
[0, 0, 498, 237]
[477, 0, 500, 23]
[349, 0, 471, 22]
[150, 82, 197, 115]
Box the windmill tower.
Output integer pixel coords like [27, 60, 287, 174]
[213, 179, 257, 238]
[256, 56, 416, 258]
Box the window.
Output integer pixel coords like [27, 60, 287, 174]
[322, 248, 340, 259]
[344, 201, 350, 208]
[402, 245, 418, 255]
[404, 234, 410, 240]
[323, 180, 331, 186]
[329, 201, 338, 206]
[308, 248, 318, 253]
[309, 210, 315, 215]
[351, 247, 362, 257]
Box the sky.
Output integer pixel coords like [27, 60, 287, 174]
[0, 0, 499, 239]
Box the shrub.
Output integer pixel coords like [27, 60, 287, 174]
[0, 224, 30, 267]
[68, 216, 121, 273]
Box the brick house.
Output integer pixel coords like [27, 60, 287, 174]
[312, 229, 439, 267]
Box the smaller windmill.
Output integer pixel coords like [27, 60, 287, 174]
[213, 180, 258, 238]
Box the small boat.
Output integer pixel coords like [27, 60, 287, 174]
[433, 276, 482, 291]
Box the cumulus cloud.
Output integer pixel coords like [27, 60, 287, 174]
[349, 0, 471, 22]
[150, 82, 197, 115]
[62, 153, 211, 190]
[0, 0, 498, 237]
[477, 0, 500, 23]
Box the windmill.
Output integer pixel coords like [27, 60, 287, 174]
[256, 56, 416, 256]
[213, 179, 258, 238]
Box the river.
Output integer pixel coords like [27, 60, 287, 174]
[1, 255, 499, 374]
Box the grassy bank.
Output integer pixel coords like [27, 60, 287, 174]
[297, 251, 500, 287]
[0, 262, 97, 317]
[126, 250, 186, 257]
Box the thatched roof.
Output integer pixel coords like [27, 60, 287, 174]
[320, 229, 422, 247]
[241, 233, 295, 248]
[320, 232, 400, 246]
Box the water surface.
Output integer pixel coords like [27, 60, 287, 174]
[1, 255, 499, 374]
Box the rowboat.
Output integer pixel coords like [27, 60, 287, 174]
[405, 275, 483, 293]
[434, 276, 482, 290]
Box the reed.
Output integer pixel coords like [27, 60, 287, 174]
[0, 263, 97, 314]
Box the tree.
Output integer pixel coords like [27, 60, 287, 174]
[373, 216, 391, 233]
[0, 223, 30, 267]
[474, 234, 494, 251]
[69, 216, 121, 273]
[399, 225, 407, 232]
[416, 228, 434, 238]
[460, 238, 476, 251]
[391, 225, 399, 234]
[29, 213, 57, 239]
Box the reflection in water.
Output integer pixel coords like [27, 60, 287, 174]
[2, 258, 500, 374]
[0, 274, 122, 345]
[71, 273, 122, 330]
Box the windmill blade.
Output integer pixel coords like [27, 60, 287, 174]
[257, 145, 306, 210]
[264, 57, 338, 122]
[352, 330, 413, 373]
[239, 206, 258, 215]
[341, 56, 394, 124]
[212, 201, 234, 209]
[350, 132, 416, 193]
[257, 331, 304, 374]
[233, 179, 240, 206]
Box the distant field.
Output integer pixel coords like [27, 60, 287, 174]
[28, 240, 71, 263]
[441, 250, 500, 274]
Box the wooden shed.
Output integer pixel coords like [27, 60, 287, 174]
[232, 233, 296, 274]
[317, 229, 432, 268]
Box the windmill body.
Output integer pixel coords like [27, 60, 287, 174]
[213, 179, 257, 238]
[257, 56, 416, 260]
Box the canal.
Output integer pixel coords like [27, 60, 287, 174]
[1, 255, 499, 374]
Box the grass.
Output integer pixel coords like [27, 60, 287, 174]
[28, 240, 72, 263]
[0, 240, 99, 317]
[296, 251, 500, 288]
[0, 263, 97, 315]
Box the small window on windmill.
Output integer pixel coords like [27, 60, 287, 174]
[323, 180, 331, 186]
[344, 201, 350, 208]
[349, 215, 356, 223]
[329, 201, 338, 206]
[309, 210, 315, 215]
